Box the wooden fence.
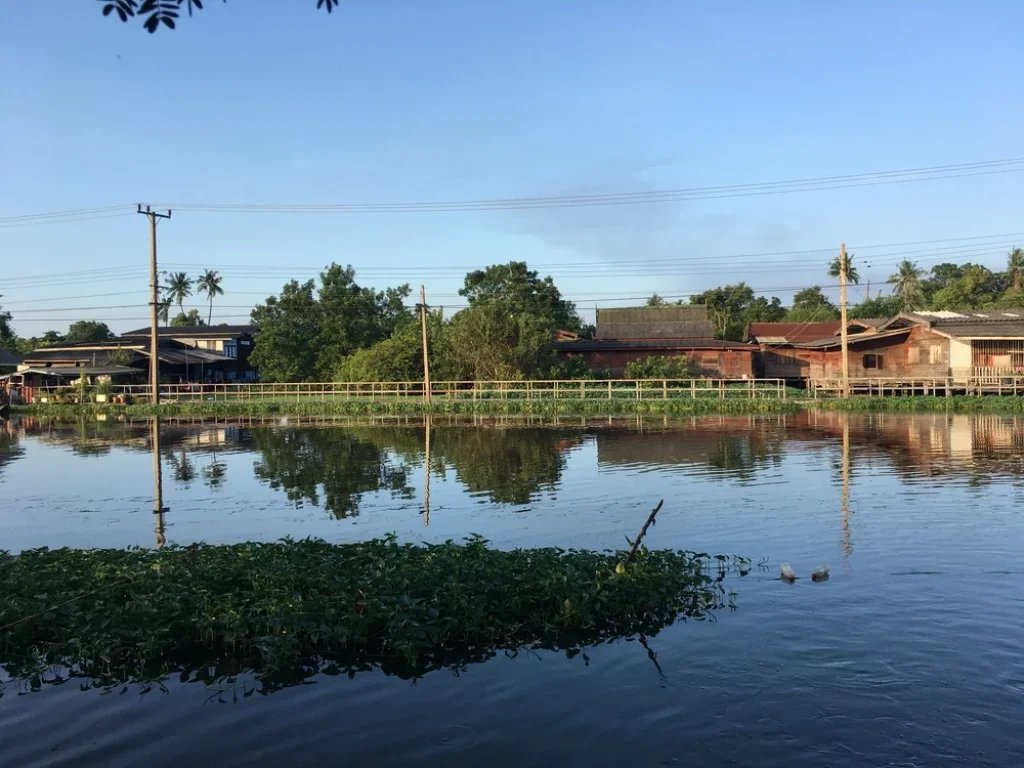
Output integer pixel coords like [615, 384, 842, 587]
[30, 378, 790, 404]
[810, 375, 1024, 397]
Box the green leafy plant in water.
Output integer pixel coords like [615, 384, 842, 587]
[0, 537, 748, 696]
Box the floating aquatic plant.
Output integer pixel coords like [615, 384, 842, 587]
[0, 536, 748, 695]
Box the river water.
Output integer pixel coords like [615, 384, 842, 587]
[1, 412, 1023, 767]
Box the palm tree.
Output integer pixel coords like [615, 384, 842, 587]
[828, 252, 860, 285]
[197, 269, 224, 325]
[165, 271, 192, 317]
[889, 259, 925, 309]
[157, 296, 173, 324]
[1007, 247, 1024, 292]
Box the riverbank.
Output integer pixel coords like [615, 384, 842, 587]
[11, 397, 803, 418]
[10, 394, 1024, 418]
[0, 537, 741, 690]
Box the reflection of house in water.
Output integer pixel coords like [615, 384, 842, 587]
[794, 411, 1024, 482]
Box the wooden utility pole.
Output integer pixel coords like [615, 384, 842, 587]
[419, 285, 431, 402]
[839, 242, 850, 398]
[137, 205, 171, 404]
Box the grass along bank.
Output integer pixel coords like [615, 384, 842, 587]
[0, 536, 747, 694]
[814, 395, 1024, 412]
[12, 396, 803, 419]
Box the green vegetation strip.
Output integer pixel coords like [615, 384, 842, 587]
[0, 537, 744, 692]
[815, 396, 1024, 412]
[14, 397, 801, 419]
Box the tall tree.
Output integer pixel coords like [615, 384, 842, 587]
[786, 286, 839, 322]
[459, 261, 582, 332]
[447, 302, 559, 379]
[0, 297, 15, 351]
[931, 264, 1001, 310]
[1007, 247, 1024, 292]
[157, 296, 173, 324]
[828, 252, 860, 285]
[165, 271, 192, 318]
[690, 283, 755, 340]
[889, 260, 924, 309]
[249, 264, 412, 381]
[196, 269, 224, 325]
[171, 309, 206, 327]
[64, 321, 115, 343]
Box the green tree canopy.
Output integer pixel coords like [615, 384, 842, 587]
[0, 298, 15, 351]
[446, 302, 560, 380]
[197, 269, 224, 325]
[849, 294, 904, 319]
[459, 261, 582, 332]
[249, 264, 412, 382]
[690, 283, 783, 340]
[786, 287, 838, 322]
[888, 260, 925, 309]
[99, 0, 340, 34]
[165, 271, 192, 317]
[828, 252, 860, 284]
[64, 321, 115, 343]
[171, 309, 206, 327]
[336, 312, 463, 382]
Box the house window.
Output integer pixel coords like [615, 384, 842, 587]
[908, 347, 920, 364]
[223, 341, 238, 359]
[863, 353, 884, 369]
[929, 344, 945, 364]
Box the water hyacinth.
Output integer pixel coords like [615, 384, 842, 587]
[0, 536, 748, 694]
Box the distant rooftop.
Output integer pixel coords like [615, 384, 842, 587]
[595, 306, 714, 340]
[0, 348, 23, 366]
[120, 325, 257, 338]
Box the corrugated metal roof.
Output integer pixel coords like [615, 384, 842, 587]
[0, 348, 23, 366]
[884, 309, 1024, 337]
[17, 365, 139, 377]
[596, 306, 714, 340]
[747, 322, 841, 343]
[792, 327, 912, 349]
[121, 325, 257, 338]
[555, 339, 753, 352]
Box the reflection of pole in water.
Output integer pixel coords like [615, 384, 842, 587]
[423, 415, 431, 527]
[151, 417, 167, 549]
[841, 415, 851, 567]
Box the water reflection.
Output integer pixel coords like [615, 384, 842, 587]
[151, 417, 166, 549]
[5, 412, 1024, 526]
[0, 418, 22, 477]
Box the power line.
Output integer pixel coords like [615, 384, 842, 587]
[155, 158, 1024, 213]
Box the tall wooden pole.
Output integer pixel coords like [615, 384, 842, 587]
[423, 414, 431, 527]
[840, 243, 850, 398]
[420, 285, 431, 402]
[138, 205, 171, 404]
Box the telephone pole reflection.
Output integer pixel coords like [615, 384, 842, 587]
[151, 416, 167, 548]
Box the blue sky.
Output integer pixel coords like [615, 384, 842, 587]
[3, 1, 1024, 335]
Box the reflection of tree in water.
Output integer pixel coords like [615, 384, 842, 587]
[202, 450, 227, 490]
[0, 425, 23, 478]
[428, 427, 579, 504]
[252, 428, 414, 518]
[165, 449, 197, 486]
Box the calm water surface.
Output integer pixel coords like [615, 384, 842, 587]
[1, 412, 1023, 767]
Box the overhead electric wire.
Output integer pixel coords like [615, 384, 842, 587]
[155, 158, 1024, 213]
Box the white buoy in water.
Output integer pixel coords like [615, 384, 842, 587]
[811, 564, 830, 582]
[780, 563, 796, 582]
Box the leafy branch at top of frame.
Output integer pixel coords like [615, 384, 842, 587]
[98, 0, 340, 33]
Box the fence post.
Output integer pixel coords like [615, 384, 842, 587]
[636, 380, 641, 401]
[719, 379, 725, 399]
[608, 380, 612, 400]
[663, 379, 667, 400]
[691, 380, 696, 399]
[580, 380, 585, 400]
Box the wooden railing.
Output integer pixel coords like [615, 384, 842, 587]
[29, 378, 790, 403]
[810, 375, 1024, 397]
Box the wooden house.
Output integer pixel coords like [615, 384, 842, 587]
[119, 325, 258, 381]
[748, 319, 886, 379]
[878, 310, 1024, 379]
[554, 306, 755, 378]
